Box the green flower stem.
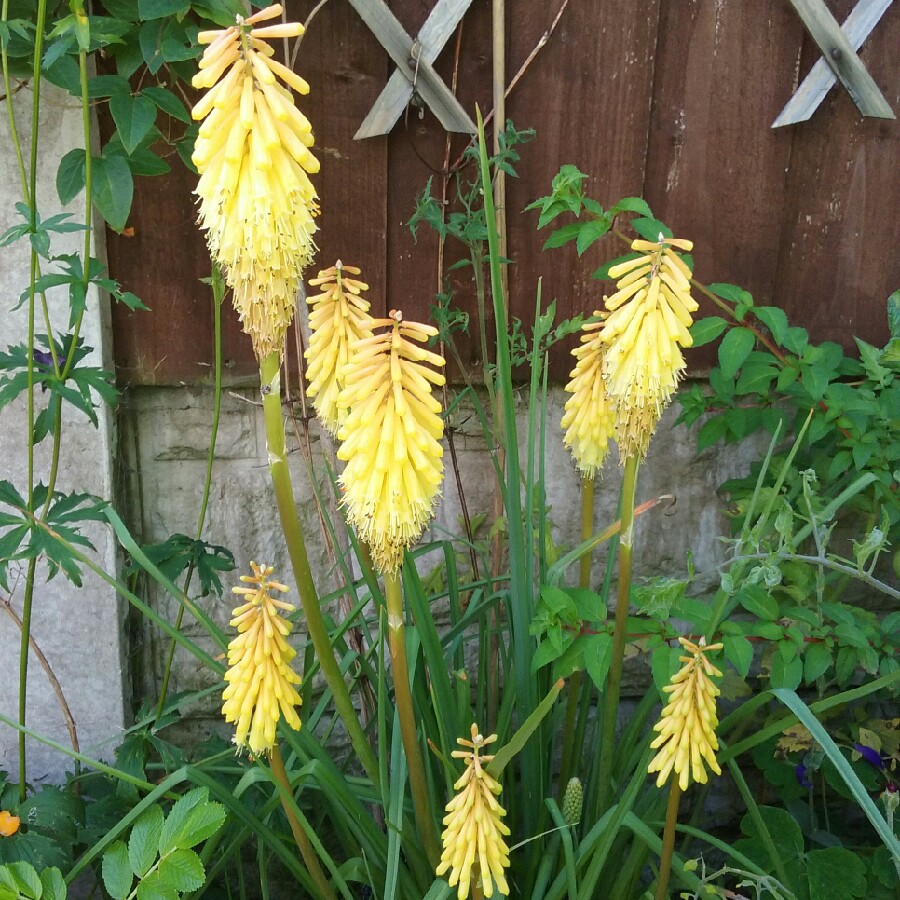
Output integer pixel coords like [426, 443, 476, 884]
[384, 568, 440, 867]
[557, 476, 595, 796]
[156, 269, 225, 720]
[268, 744, 337, 900]
[654, 782, 682, 900]
[259, 351, 380, 789]
[596, 454, 639, 811]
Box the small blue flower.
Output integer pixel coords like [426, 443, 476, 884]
[796, 763, 813, 789]
[853, 743, 885, 770]
[33, 349, 55, 368]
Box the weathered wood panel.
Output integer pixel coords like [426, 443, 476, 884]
[774, 0, 900, 346]
[107, 0, 898, 386]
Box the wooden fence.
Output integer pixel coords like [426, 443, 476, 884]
[107, 0, 899, 385]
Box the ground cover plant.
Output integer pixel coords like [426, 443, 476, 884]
[0, 2, 898, 898]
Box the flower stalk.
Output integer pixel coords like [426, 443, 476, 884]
[385, 569, 441, 866]
[260, 351, 380, 786]
[596, 453, 639, 811]
[654, 782, 682, 900]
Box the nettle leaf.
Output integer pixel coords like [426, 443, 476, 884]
[109, 93, 157, 155]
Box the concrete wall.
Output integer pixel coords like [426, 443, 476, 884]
[0, 85, 126, 783]
[119, 382, 761, 740]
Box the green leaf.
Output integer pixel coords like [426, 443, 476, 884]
[141, 86, 190, 124]
[138, 0, 190, 19]
[696, 414, 728, 451]
[806, 847, 867, 898]
[738, 806, 803, 861]
[753, 306, 788, 345]
[109, 94, 157, 155]
[56, 149, 86, 205]
[708, 283, 752, 305]
[102, 841, 133, 900]
[156, 849, 204, 892]
[166, 800, 226, 851]
[630, 216, 671, 242]
[91, 155, 133, 232]
[738, 585, 779, 620]
[770, 650, 802, 690]
[39, 869, 66, 900]
[576, 218, 611, 256]
[541, 222, 581, 250]
[129, 806, 163, 878]
[611, 196, 652, 216]
[717, 327, 755, 379]
[803, 642, 832, 682]
[135, 872, 178, 900]
[834, 623, 870, 650]
[689, 316, 728, 348]
[724, 634, 754, 678]
[584, 633, 613, 690]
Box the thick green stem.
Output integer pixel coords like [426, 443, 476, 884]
[558, 477, 595, 795]
[655, 782, 682, 900]
[259, 351, 380, 788]
[596, 455, 639, 811]
[268, 744, 337, 900]
[384, 569, 440, 867]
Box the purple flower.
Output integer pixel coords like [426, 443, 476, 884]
[796, 764, 813, 789]
[33, 348, 55, 368]
[854, 743, 885, 770]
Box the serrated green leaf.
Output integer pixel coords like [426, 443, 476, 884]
[157, 849, 204, 892]
[170, 801, 226, 850]
[102, 841, 133, 900]
[7, 862, 42, 897]
[91, 155, 133, 233]
[717, 327, 755, 380]
[129, 806, 163, 878]
[135, 873, 178, 900]
[584, 633, 612, 691]
[39, 868, 66, 900]
[806, 847, 867, 898]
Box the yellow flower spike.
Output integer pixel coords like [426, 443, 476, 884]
[305, 262, 374, 435]
[437, 726, 511, 899]
[337, 310, 446, 573]
[648, 637, 724, 792]
[191, 4, 318, 360]
[561, 314, 616, 479]
[221, 562, 302, 755]
[599, 236, 698, 460]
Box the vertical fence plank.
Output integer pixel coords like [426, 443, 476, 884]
[774, 2, 900, 347]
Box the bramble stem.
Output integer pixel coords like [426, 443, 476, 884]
[259, 351, 380, 788]
[596, 455, 639, 810]
[268, 744, 336, 900]
[655, 782, 682, 900]
[385, 569, 441, 867]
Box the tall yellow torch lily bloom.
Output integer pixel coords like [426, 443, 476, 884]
[305, 262, 374, 435]
[221, 562, 302, 755]
[337, 311, 446, 573]
[191, 4, 318, 359]
[600, 237, 698, 459]
[436, 726, 511, 899]
[648, 637, 723, 791]
[561, 314, 616, 478]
